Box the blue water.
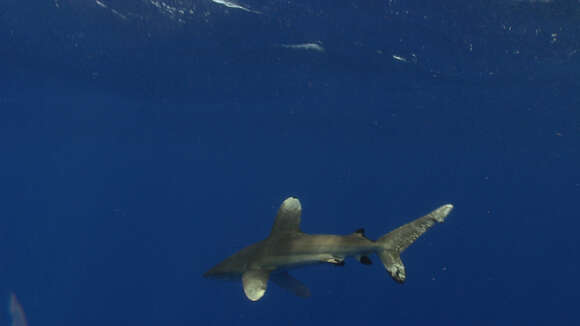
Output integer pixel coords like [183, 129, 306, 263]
[1, 1, 579, 325]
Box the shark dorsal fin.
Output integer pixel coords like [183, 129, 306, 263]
[270, 197, 302, 236]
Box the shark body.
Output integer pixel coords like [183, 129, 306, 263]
[204, 197, 454, 301]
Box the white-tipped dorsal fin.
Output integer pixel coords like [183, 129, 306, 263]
[242, 270, 270, 301]
[270, 197, 302, 236]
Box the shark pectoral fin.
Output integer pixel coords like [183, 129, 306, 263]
[271, 272, 311, 298]
[242, 270, 270, 301]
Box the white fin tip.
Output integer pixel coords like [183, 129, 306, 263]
[431, 204, 454, 222]
[282, 197, 301, 211]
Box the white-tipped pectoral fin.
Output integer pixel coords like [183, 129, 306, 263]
[242, 270, 270, 301]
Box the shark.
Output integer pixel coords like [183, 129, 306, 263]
[204, 197, 454, 301]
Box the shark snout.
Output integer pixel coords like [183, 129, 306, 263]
[203, 266, 223, 279]
[203, 260, 244, 280]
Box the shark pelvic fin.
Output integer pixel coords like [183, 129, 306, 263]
[242, 270, 270, 301]
[377, 204, 454, 283]
[326, 257, 345, 266]
[271, 272, 311, 298]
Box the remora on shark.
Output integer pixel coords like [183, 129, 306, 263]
[204, 197, 454, 301]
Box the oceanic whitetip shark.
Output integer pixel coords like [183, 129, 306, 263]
[204, 197, 454, 301]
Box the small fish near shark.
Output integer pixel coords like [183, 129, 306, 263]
[204, 197, 454, 301]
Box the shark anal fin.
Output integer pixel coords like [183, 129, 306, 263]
[359, 255, 372, 265]
[242, 270, 270, 301]
[271, 272, 311, 298]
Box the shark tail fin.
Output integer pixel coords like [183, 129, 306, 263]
[376, 204, 453, 283]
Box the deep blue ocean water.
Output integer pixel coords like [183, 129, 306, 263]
[1, 1, 579, 325]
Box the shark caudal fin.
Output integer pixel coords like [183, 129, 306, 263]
[377, 204, 453, 283]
